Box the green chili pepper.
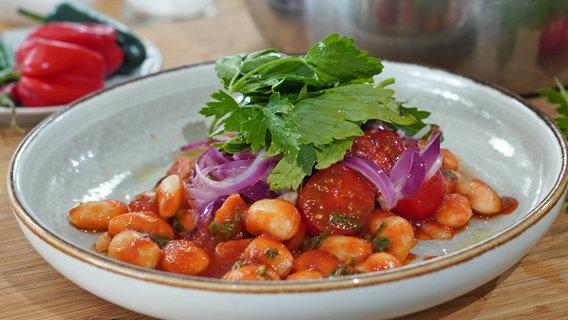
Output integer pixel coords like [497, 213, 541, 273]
[18, 2, 146, 74]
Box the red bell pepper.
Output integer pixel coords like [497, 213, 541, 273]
[23, 22, 124, 77]
[15, 38, 105, 107]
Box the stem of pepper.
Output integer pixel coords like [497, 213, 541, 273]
[0, 70, 20, 86]
[16, 8, 48, 23]
[0, 93, 24, 134]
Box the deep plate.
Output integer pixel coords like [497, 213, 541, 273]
[8, 62, 568, 320]
[0, 27, 162, 126]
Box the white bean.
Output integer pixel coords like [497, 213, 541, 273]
[245, 198, 301, 241]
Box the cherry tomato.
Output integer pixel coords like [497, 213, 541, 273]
[392, 170, 445, 221]
[347, 129, 405, 175]
[297, 163, 375, 236]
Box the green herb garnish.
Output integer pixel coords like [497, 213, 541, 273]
[207, 208, 243, 242]
[537, 78, 568, 138]
[200, 34, 428, 191]
[0, 39, 18, 86]
[364, 224, 391, 252]
[537, 78, 568, 213]
[329, 211, 363, 233]
[150, 234, 171, 248]
[301, 228, 330, 252]
[0, 39, 23, 133]
[264, 248, 280, 260]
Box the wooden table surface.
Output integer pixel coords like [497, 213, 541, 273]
[1, 1, 567, 319]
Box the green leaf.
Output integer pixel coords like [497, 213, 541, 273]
[389, 106, 433, 137]
[304, 33, 383, 84]
[0, 40, 19, 86]
[261, 93, 300, 157]
[288, 83, 416, 146]
[537, 78, 568, 213]
[268, 149, 315, 190]
[314, 138, 354, 169]
[230, 57, 321, 95]
[215, 50, 286, 89]
[241, 111, 268, 152]
[201, 34, 431, 191]
[0, 39, 15, 71]
[214, 53, 247, 88]
[537, 78, 568, 138]
[200, 90, 240, 119]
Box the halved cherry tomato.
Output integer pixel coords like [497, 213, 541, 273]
[392, 170, 445, 221]
[297, 163, 375, 236]
[347, 128, 405, 175]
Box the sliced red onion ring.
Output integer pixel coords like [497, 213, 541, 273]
[187, 129, 442, 216]
[389, 146, 426, 198]
[341, 156, 397, 211]
[420, 132, 442, 181]
[180, 139, 217, 151]
[189, 149, 277, 213]
[240, 180, 280, 203]
[341, 130, 442, 211]
[196, 148, 230, 169]
[196, 196, 226, 235]
[192, 149, 270, 194]
[206, 159, 253, 181]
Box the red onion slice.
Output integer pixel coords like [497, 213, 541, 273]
[341, 130, 442, 211]
[389, 146, 426, 199]
[180, 138, 218, 151]
[341, 156, 397, 210]
[420, 132, 443, 181]
[189, 149, 276, 213]
[192, 149, 270, 194]
[196, 147, 230, 169]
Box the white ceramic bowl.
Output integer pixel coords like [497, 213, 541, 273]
[8, 61, 568, 320]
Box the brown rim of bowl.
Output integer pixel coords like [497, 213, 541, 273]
[7, 61, 568, 294]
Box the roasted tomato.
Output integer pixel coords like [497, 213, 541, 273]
[297, 163, 375, 236]
[392, 170, 445, 221]
[346, 128, 405, 175]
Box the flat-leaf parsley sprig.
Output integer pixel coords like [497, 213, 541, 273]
[537, 78, 568, 213]
[199, 34, 430, 191]
[537, 78, 568, 138]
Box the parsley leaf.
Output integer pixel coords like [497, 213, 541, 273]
[537, 78, 568, 214]
[200, 33, 429, 191]
[537, 78, 568, 138]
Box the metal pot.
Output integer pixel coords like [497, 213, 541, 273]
[246, 0, 568, 94]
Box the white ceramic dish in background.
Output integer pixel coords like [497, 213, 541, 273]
[8, 61, 568, 320]
[0, 27, 162, 126]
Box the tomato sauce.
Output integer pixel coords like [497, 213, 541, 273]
[500, 196, 519, 214]
[69, 129, 519, 281]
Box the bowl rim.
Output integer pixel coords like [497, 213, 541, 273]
[7, 61, 568, 294]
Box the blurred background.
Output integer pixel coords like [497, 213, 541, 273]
[245, 0, 568, 95]
[1, 0, 567, 96]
